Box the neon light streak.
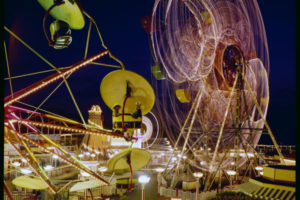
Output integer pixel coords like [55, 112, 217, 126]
[14, 119, 124, 138]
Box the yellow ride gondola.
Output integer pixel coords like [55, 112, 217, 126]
[176, 88, 191, 103]
[37, 0, 85, 48]
[100, 70, 155, 141]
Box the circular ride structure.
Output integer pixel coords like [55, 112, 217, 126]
[139, 111, 162, 149]
[151, 0, 270, 175]
[3, 0, 156, 196]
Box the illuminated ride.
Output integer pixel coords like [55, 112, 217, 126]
[100, 70, 155, 142]
[4, 0, 154, 197]
[107, 148, 151, 191]
[150, 0, 285, 190]
[38, 0, 85, 49]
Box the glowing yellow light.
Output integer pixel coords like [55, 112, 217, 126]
[20, 168, 32, 175]
[98, 167, 107, 172]
[193, 172, 203, 178]
[200, 161, 206, 165]
[155, 167, 164, 173]
[138, 175, 150, 184]
[247, 153, 254, 158]
[226, 170, 236, 176]
[12, 161, 21, 167]
[260, 171, 263, 176]
[44, 165, 54, 171]
[78, 154, 84, 158]
[81, 171, 91, 177]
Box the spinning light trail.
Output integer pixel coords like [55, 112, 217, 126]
[150, 0, 278, 177]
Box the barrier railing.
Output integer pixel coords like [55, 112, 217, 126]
[256, 145, 295, 153]
[68, 185, 117, 199]
[160, 186, 217, 200]
[4, 191, 31, 200]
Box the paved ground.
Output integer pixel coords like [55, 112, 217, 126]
[122, 171, 167, 200]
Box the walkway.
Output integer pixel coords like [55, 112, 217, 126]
[124, 171, 167, 200]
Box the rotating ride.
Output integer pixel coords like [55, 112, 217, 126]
[150, 0, 285, 190]
[100, 69, 155, 142]
[38, 0, 85, 49]
[4, 0, 155, 197]
[107, 148, 151, 191]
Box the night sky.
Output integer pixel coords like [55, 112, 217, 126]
[4, 0, 295, 145]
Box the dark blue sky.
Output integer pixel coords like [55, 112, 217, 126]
[257, 0, 296, 145]
[4, 0, 295, 145]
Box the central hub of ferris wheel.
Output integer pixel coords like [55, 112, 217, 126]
[222, 45, 245, 88]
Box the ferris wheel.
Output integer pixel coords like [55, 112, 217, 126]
[150, 0, 285, 189]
